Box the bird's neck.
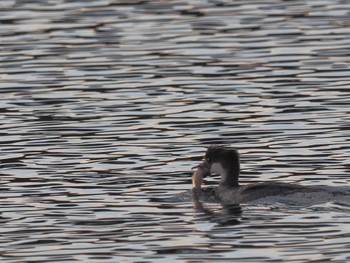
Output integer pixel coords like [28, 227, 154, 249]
[217, 163, 240, 187]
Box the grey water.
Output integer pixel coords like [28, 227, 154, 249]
[1, 0, 350, 262]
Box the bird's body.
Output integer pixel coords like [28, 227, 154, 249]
[191, 146, 350, 205]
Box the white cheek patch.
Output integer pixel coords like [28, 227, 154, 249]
[211, 162, 227, 183]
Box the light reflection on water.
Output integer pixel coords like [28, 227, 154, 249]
[1, 0, 350, 262]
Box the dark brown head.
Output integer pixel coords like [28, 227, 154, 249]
[202, 146, 240, 187]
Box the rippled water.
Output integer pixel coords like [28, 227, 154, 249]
[1, 0, 350, 262]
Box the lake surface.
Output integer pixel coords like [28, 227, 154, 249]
[1, 0, 350, 262]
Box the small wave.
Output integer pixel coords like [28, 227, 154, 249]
[252, 189, 350, 208]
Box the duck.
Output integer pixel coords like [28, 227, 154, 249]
[197, 146, 327, 204]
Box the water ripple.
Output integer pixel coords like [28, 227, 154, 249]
[1, 0, 350, 262]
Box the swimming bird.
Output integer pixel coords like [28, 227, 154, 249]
[200, 146, 325, 204]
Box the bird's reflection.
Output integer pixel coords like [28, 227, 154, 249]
[192, 188, 242, 226]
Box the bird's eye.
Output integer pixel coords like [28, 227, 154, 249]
[206, 157, 211, 163]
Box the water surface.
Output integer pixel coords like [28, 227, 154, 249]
[1, 0, 350, 262]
